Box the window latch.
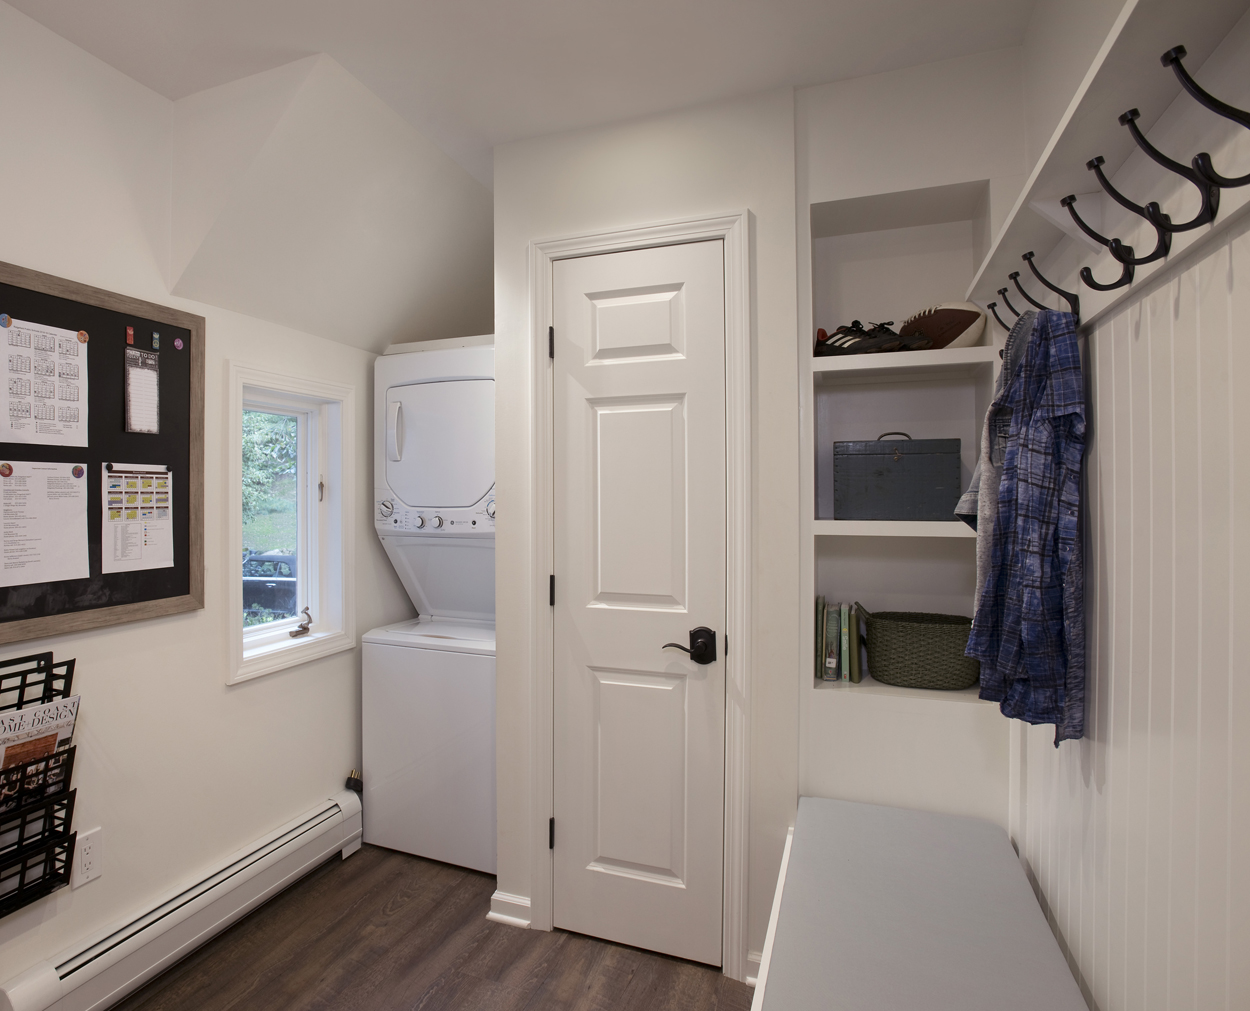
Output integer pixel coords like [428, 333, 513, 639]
[290, 606, 312, 638]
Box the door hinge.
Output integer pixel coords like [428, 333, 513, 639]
[549, 574, 555, 606]
[548, 325, 554, 359]
[549, 817, 555, 849]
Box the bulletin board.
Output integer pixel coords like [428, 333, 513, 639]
[0, 260, 204, 644]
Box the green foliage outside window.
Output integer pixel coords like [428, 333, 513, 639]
[242, 411, 299, 626]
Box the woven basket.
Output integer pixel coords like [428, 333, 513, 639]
[855, 603, 980, 691]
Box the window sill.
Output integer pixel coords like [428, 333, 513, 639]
[230, 628, 354, 685]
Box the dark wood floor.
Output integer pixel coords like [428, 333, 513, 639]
[113, 845, 754, 1011]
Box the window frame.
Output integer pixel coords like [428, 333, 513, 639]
[227, 363, 355, 684]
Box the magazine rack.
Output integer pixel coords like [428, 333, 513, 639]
[0, 652, 78, 918]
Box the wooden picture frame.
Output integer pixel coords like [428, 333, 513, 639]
[0, 260, 205, 644]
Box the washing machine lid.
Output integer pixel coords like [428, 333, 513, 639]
[385, 379, 494, 509]
[363, 617, 496, 656]
[378, 532, 494, 622]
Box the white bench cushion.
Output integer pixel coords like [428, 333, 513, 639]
[757, 797, 1086, 1011]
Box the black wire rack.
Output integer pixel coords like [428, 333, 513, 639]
[0, 652, 79, 918]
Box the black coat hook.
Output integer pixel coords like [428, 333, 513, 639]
[1058, 196, 1135, 290]
[1162, 46, 1250, 188]
[1062, 190, 1169, 267]
[996, 286, 1021, 318]
[1119, 108, 1219, 231]
[1021, 252, 1080, 318]
[1009, 271, 1047, 311]
[987, 301, 1012, 332]
[1085, 157, 1173, 264]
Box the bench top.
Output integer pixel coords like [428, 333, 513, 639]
[758, 797, 1086, 1011]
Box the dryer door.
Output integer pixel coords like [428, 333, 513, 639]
[385, 379, 494, 508]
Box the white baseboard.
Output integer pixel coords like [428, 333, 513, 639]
[0, 790, 362, 1011]
[485, 890, 531, 929]
[745, 949, 763, 987]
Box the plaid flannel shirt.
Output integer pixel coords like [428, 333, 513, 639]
[967, 309, 1086, 744]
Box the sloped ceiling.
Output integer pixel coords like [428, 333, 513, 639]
[171, 56, 494, 352]
[9, 0, 1038, 187]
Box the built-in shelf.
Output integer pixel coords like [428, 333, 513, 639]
[967, 0, 1250, 309]
[813, 520, 975, 539]
[812, 671, 991, 705]
[812, 344, 998, 384]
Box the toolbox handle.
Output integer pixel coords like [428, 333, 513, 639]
[875, 432, 912, 441]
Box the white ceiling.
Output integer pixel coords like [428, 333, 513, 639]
[9, 0, 1037, 187]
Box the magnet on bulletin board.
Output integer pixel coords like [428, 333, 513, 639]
[0, 314, 10, 328]
[152, 332, 160, 350]
[126, 326, 134, 345]
[174, 338, 183, 350]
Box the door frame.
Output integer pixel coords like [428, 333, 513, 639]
[527, 212, 752, 979]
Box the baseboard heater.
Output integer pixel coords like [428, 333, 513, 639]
[0, 789, 361, 1011]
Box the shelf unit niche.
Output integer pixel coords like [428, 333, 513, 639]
[805, 182, 999, 635]
[798, 182, 1010, 828]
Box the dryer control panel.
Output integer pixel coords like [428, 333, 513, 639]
[375, 492, 495, 535]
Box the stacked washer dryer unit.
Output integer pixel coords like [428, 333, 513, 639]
[362, 335, 496, 874]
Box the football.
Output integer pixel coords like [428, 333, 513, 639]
[898, 302, 986, 350]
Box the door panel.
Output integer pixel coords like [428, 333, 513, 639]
[592, 395, 686, 608]
[588, 284, 685, 362]
[553, 239, 725, 966]
[590, 666, 687, 885]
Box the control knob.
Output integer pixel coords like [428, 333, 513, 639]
[430, 515, 444, 529]
[486, 500, 496, 519]
[379, 500, 394, 518]
[413, 515, 425, 529]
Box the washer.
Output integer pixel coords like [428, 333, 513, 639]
[362, 335, 496, 873]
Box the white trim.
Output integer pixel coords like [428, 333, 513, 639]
[1007, 718, 1027, 855]
[486, 890, 532, 929]
[0, 791, 361, 1011]
[227, 363, 356, 685]
[527, 212, 752, 978]
[745, 951, 763, 987]
[749, 826, 794, 1011]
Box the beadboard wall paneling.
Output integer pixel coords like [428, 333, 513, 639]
[1015, 221, 1249, 1011]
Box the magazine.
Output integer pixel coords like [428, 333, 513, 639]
[0, 695, 79, 770]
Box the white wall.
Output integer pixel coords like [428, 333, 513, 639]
[1020, 0, 1132, 168]
[492, 87, 800, 969]
[0, 1, 415, 978]
[1004, 14, 1250, 1011]
[795, 49, 1031, 835]
[797, 47, 1030, 243]
[171, 55, 494, 354]
[1016, 213, 1250, 1011]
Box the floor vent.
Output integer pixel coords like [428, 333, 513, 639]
[0, 790, 361, 1011]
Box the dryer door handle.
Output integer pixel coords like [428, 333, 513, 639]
[386, 400, 404, 462]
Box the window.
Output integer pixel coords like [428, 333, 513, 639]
[228, 364, 355, 684]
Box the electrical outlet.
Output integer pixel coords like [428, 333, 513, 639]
[72, 826, 102, 888]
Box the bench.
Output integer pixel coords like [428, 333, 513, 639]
[752, 797, 1086, 1011]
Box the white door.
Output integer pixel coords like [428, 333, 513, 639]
[552, 240, 726, 966]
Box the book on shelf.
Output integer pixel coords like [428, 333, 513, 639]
[820, 597, 841, 680]
[814, 596, 825, 679]
[848, 605, 862, 683]
[840, 603, 849, 678]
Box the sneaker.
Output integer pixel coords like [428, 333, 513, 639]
[814, 320, 868, 356]
[821, 321, 907, 355]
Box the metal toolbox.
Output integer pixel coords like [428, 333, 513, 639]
[833, 432, 961, 521]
